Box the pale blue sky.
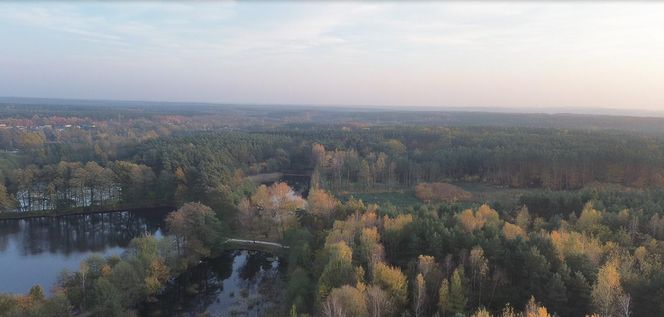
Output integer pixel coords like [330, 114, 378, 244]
[1, 1, 663, 110]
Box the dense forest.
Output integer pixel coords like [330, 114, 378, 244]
[6, 124, 664, 213]
[1, 100, 664, 317]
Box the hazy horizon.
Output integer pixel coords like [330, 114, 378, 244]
[1, 1, 663, 111]
[4, 95, 664, 119]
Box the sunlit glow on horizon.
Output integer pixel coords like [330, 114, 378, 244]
[0, 1, 663, 111]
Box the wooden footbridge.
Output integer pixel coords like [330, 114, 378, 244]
[223, 238, 290, 256]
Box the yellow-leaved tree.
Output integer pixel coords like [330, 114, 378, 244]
[592, 261, 627, 317]
[524, 296, 552, 317]
[372, 261, 408, 312]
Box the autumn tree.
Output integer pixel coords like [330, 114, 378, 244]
[359, 227, 384, 271]
[359, 160, 372, 187]
[501, 304, 518, 317]
[242, 182, 305, 238]
[366, 284, 391, 317]
[13, 165, 38, 211]
[382, 214, 414, 258]
[318, 242, 360, 300]
[323, 285, 368, 317]
[417, 255, 442, 315]
[28, 285, 45, 302]
[307, 189, 338, 218]
[523, 296, 552, 317]
[17, 132, 44, 150]
[127, 235, 171, 296]
[471, 307, 492, 317]
[413, 273, 427, 317]
[384, 139, 406, 156]
[592, 261, 626, 317]
[372, 262, 408, 313]
[617, 293, 631, 317]
[111, 161, 156, 206]
[516, 206, 531, 230]
[312, 143, 326, 167]
[173, 166, 188, 205]
[321, 292, 344, 317]
[458, 209, 479, 233]
[469, 246, 489, 305]
[165, 202, 225, 264]
[457, 204, 500, 233]
[577, 202, 603, 233]
[0, 182, 15, 211]
[476, 204, 501, 229]
[503, 222, 526, 240]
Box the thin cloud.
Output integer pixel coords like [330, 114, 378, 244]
[0, 2, 663, 109]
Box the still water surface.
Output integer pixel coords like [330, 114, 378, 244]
[0, 210, 284, 317]
[144, 250, 283, 316]
[0, 210, 167, 294]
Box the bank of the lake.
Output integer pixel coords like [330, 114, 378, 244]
[0, 208, 169, 294]
[0, 205, 174, 220]
[0, 207, 288, 317]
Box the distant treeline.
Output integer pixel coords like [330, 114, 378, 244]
[294, 127, 664, 190]
[6, 98, 664, 134]
[4, 126, 664, 213]
[0, 132, 294, 213]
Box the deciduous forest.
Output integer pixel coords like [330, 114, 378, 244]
[1, 100, 664, 317]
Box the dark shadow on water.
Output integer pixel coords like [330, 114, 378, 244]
[142, 250, 284, 317]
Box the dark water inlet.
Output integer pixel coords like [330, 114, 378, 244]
[142, 250, 283, 317]
[0, 209, 284, 316]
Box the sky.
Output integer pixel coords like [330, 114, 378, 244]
[1, 1, 663, 111]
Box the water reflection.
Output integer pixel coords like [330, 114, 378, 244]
[282, 174, 311, 198]
[0, 211, 285, 316]
[0, 209, 167, 294]
[144, 250, 283, 317]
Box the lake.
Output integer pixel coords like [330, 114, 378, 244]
[0, 209, 285, 316]
[0, 209, 168, 294]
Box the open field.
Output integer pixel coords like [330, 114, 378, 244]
[453, 182, 541, 208]
[338, 182, 541, 211]
[338, 191, 421, 208]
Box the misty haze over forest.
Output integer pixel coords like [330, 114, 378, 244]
[2, 1, 664, 317]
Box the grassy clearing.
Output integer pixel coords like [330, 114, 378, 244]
[452, 182, 540, 207]
[338, 191, 420, 208]
[337, 182, 542, 211]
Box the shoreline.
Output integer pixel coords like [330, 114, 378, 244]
[0, 205, 174, 220]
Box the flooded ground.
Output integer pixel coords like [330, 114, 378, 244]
[143, 250, 284, 317]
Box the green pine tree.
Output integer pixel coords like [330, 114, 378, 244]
[448, 267, 467, 315]
[438, 278, 450, 316]
[567, 271, 592, 317]
[545, 273, 568, 316]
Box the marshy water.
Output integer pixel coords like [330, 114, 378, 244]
[143, 250, 283, 316]
[0, 209, 284, 316]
